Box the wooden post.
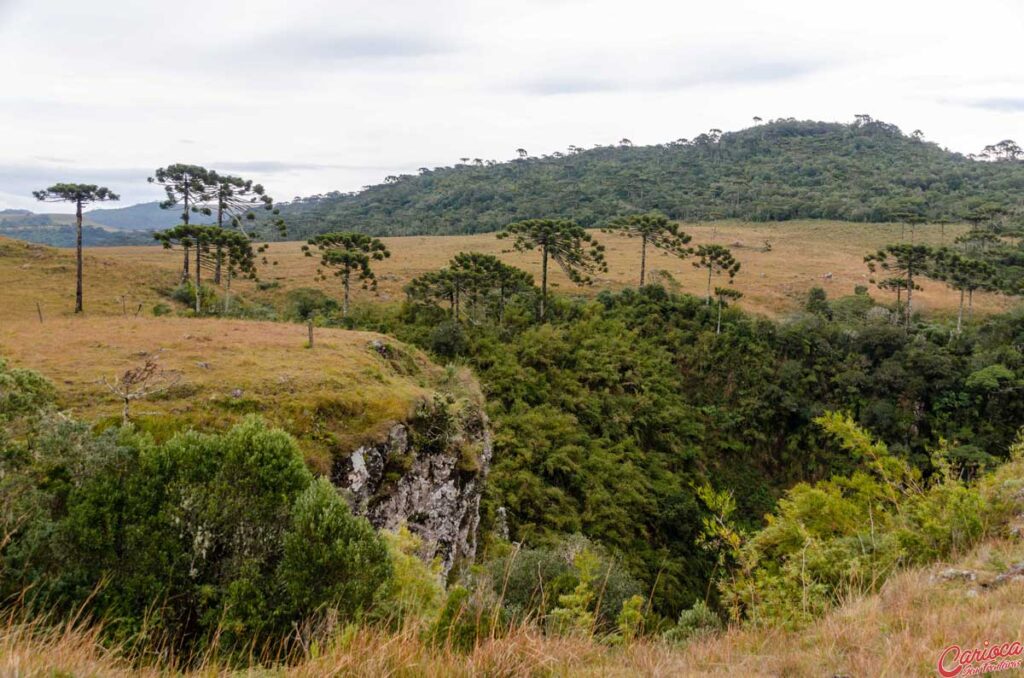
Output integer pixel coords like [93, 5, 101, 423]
[307, 318, 314, 348]
[35, 301, 43, 323]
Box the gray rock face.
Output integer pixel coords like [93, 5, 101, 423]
[332, 403, 491, 577]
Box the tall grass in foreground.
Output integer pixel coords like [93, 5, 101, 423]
[4, 539, 1024, 678]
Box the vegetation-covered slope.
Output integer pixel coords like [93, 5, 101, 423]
[269, 118, 1024, 238]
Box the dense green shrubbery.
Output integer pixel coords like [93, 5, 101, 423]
[721, 412, 1020, 628]
[485, 535, 641, 631]
[0, 389, 392, 659]
[351, 282, 1024, 619]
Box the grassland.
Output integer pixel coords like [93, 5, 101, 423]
[0, 237, 472, 471]
[89, 219, 1011, 319]
[3, 533, 1021, 676]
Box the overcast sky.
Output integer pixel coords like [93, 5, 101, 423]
[2, 0, 1022, 212]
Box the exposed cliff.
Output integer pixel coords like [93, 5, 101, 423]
[332, 390, 491, 577]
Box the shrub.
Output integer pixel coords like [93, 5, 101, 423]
[428, 320, 467, 358]
[428, 584, 506, 652]
[487, 536, 641, 632]
[278, 477, 391, 623]
[169, 281, 217, 310]
[663, 600, 722, 643]
[285, 287, 338, 321]
[0, 358, 56, 422]
[0, 414, 395, 659]
[720, 412, 995, 628]
[615, 594, 646, 643]
[371, 526, 444, 627]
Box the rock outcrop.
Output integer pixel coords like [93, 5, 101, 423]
[332, 395, 491, 577]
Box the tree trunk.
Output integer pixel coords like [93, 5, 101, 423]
[716, 295, 723, 334]
[182, 245, 190, 283]
[639, 235, 647, 287]
[214, 204, 223, 284]
[540, 245, 549, 320]
[706, 266, 713, 304]
[905, 264, 914, 329]
[195, 236, 202, 314]
[968, 289, 974, 322]
[957, 289, 965, 334]
[74, 198, 84, 313]
[122, 397, 130, 425]
[342, 270, 350, 318]
[224, 268, 232, 314]
[181, 182, 191, 282]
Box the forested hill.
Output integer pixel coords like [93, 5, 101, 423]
[271, 118, 1024, 239]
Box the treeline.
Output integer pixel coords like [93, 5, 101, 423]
[265, 117, 1024, 238]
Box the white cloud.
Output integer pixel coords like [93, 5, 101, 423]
[1, 0, 1022, 211]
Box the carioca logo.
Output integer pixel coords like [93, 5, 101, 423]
[938, 641, 1024, 677]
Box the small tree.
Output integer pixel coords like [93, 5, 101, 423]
[602, 212, 692, 286]
[865, 244, 934, 328]
[497, 219, 606, 319]
[303, 232, 390, 317]
[692, 244, 740, 304]
[149, 165, 216, 280]
[101, 353, 181, 424]
[713, 287, 743, 334]
[32, 184, 120, 313]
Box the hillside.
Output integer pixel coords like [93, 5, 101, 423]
[267, 118, 1024, 239]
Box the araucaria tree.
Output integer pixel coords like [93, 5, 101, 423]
[32, 183, 120, 313]
[865, 244, 934, 328]
[603, 212, 692, 286]
[406, 252, 533, 323]
[149, 164, 216, 280]
[207, 172, 286, 283]
[154, 225, 258, 313]
[931, 249, 997, 333]
[497, 218, 606, 319]
[303, 232, 390, 317]
[692, 244, 740, 304]
[713, 287, 743, 334]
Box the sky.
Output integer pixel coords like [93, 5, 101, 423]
[1, 0, 1023, 212]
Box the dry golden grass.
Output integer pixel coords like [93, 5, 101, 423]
[0, 236, 169, 321]
[3, 536, 1022, 677]
[85, 219, 1013, 319]
[0, 315, 445, 468]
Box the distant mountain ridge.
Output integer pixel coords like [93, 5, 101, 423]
[0, 201, 216, 247]
[263, 117, 1024, 240]
[85, 201, 216, 231]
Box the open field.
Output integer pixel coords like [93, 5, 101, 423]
[0, 314, 452, 469]
[85, 219, 1012, 319]
[4, 533, 1022, 676]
